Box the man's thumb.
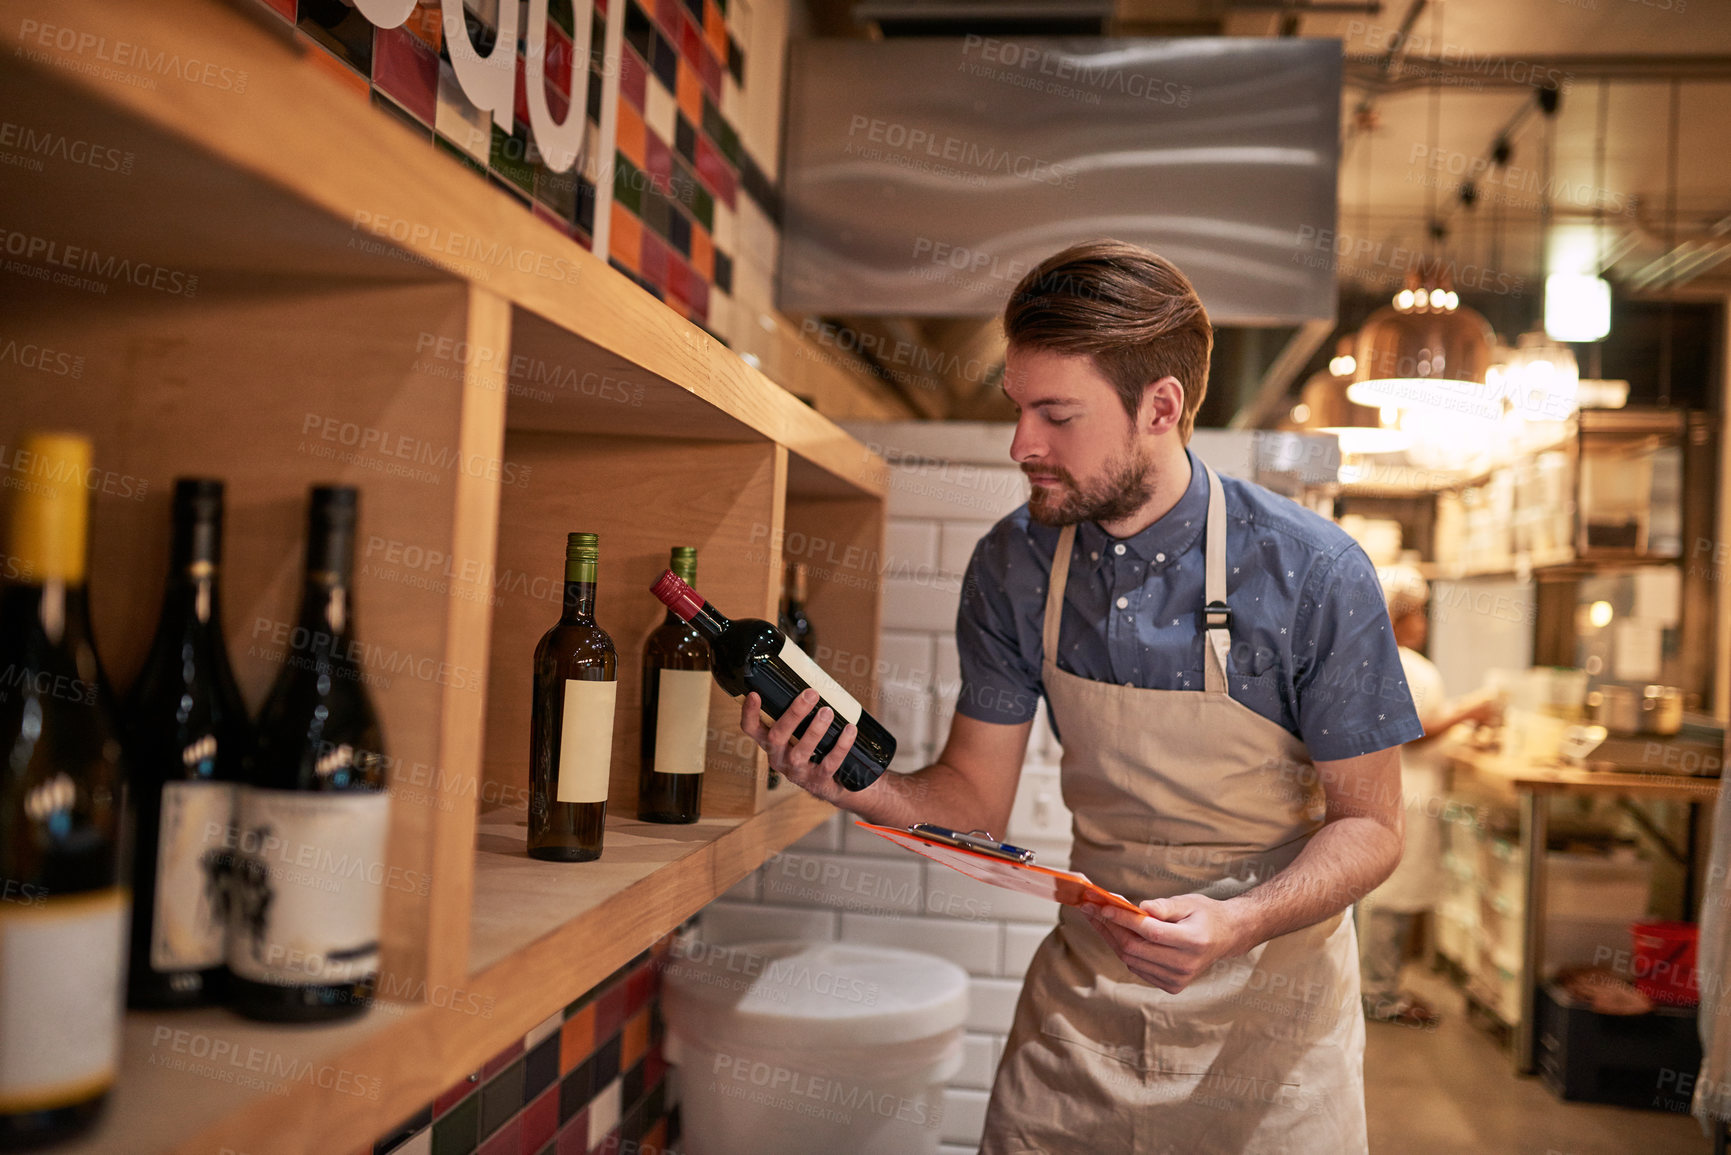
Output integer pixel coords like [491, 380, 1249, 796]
[1141, 897, 1179, 922]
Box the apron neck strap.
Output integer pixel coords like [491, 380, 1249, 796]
[1201, 462, 1230, 694]
[1042, 523, 1076, 661]
[1038, 461, 1232, 693]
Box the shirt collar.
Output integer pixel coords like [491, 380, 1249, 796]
[1077, 448, 1209, 569]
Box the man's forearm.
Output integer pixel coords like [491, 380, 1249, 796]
[824, 759, 1009, 834]
[1220, 815, 1402, 950]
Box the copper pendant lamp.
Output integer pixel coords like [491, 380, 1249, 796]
[1349, 269, 1499, 421]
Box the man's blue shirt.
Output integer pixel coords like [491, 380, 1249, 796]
[955, 449, 1424, 762]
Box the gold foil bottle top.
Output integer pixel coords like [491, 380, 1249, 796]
[6, 432, 92, 584]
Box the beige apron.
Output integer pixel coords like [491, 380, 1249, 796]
[980, 464, 1368, 1155]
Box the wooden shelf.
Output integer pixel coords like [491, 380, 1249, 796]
[52, 793, 833, 1155]
[0, 1, 889, 1152]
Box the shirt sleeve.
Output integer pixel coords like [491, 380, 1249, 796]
[1292, 543, 1425, 761]
[954, 530, 1044, 726]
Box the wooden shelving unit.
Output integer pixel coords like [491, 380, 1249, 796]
[0, 2, 884, 1151]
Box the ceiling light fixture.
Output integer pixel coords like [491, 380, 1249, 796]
[1348, 2, 1498, 423]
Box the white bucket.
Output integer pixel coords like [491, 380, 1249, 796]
[662, 940, 970, 1155]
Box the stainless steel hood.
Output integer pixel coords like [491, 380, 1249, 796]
[779, 37, 1341, 324]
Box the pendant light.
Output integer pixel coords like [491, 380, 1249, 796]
[1508, 83, 1582, 419]
[1348, 1, 1497, 420]
[1307, 335, 1410, 454]
[1547, 80, 1615, 344]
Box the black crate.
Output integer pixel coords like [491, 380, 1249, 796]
[1536, 984, 1704, 1112]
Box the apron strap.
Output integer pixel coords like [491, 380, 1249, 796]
[1202, 462, 1231, 694]
[1042, 524, 1076, 663]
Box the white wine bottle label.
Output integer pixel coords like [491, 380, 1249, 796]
[0, 888, 126, 1113]
[778, 640, 863, 723]
[151, 779, 236, 971]
[226, 787, 390, 986]
[557, 678, 617, 803]
[653, 669, 712, 776]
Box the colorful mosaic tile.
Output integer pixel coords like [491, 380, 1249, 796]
[374, 948, 672, 1155]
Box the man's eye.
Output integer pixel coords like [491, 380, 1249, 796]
[1048, 415, 1073, 426]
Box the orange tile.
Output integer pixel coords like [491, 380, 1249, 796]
[609, 203, 642, 272]
[615, 99, 647, 171]
[621, 1008, 651, 1069]
[676, 60, 704, 124]
[689, 223, 713, 282]
[300, 34, 371, 101]
[644, 1119, 668, 1152]
[704, 1, 728, 58]
[407, 0, 442, 50]
[560, 1004, 597, 1073]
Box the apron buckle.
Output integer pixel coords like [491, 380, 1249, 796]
[1203, 600, 1232, 630]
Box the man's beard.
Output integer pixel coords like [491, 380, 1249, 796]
[1025, 443, 1157, 527]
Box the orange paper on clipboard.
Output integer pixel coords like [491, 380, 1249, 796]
[856, 822, 1143, 917]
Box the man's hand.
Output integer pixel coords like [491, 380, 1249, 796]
[739, 688, 858, 805]
[1078, 894, 1252, 994]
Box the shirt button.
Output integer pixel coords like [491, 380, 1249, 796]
[1116, 596, 1129, 609]
[1113, 544, 1126, 556]
[1090, 551, 1099, 561]
[1156, 552, 1166, 563]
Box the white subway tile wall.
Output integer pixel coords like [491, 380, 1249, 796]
[694, 423, 1079, 1153]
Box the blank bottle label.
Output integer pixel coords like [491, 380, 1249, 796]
[152, 780, 235, 972]
[226, 788, 390, 986]
[0, 889, 126, 1112]
[778, 640, 863, 723]
[653, 669, 712, 775]
[557, 678, 617, 803]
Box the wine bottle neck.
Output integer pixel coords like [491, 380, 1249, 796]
[561, 579, 597, 622]
[686, 602, 729, 639]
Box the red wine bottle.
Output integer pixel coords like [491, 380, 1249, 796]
[639, 547, 709, 823]
[528, 533, 616, 860]
[124, 479, 250, 1009]
[649, 571, 892, 791]
[0, 434, 127, 1149]
[228, 485, 387, 1023]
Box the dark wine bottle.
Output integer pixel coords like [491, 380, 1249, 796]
[528, 532, 616, 861]
[125, 479, 250, 1010]
[779, 561, 816, 654]
[0, 433, 127, 1150]
[639, 547, 710, 823]
[227, 485, 387, 1024]
[649, 571, 893, 792]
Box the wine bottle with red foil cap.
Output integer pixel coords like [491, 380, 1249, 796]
[649, 572, 892, 792]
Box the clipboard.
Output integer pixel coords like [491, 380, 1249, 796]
[856, 821, 1144, 917]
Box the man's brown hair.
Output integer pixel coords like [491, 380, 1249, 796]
[1002, 240, 1213, 442]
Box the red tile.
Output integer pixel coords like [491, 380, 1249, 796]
[513, 51, 531, 128]
[642, 1047, 668, 1091]
[656, 0, 681, 35]
[373, 25, 438, 125]
[640, 231, 670, 290]
[644, 130, 673, 188]
[556, 1109, 589, 1155]
[592, 1127, 621, 1155]
[434, 1072, 481, 1117]
[544, 22, 575, 97]
[620, 45, 647, 110]
[483, 1039, 525, 1080]
[688, 267, 711, 320]
[624, 965, 656, 1017]
[259, 0, 296, 19]
[520, 1083, 559, 1153]
[478, 1116, 520, 1155]
[679, 14, 704, 65]
[595, 0, 607, 13]
[694, 135, 736, 209]
[696, 44, 722, 100]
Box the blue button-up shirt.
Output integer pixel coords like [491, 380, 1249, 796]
[955, 450, 1423, 762]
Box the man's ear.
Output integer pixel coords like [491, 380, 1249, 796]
[1138, 376, 1186, 436]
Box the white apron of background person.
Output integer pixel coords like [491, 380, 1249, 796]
[979, 464, 1369, 1155]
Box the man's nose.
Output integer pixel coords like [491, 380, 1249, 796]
[1010, 415, 1042, 464]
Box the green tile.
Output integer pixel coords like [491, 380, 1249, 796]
[549, 0, 575, 36]
[431, 1091, 480, 1155]
[490, 123, 537, 198]
[690, 181, 713, 232]
[613, 153, 644, 214]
